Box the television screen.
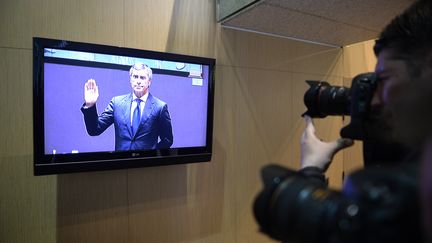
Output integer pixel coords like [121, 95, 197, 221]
[33, 37, 215, 175]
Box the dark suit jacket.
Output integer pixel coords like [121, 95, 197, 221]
[81, 93, 173, 151]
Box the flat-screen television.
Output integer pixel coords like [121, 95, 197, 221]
[33, 37, 215, 175]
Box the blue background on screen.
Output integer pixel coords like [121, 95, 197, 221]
[44, 63, 209, 154]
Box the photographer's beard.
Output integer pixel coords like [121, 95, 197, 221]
[362, 104, 412, 166]
[389, 61, 432, 150]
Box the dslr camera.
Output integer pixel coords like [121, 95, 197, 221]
[303, 72, 377, 140]
[302, 72, 407, 165]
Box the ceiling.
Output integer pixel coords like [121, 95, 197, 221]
[220, 0, 414, 47]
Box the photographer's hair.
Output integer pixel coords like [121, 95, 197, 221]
[374, 0, 432, 73]
[129, 63, 153, 80]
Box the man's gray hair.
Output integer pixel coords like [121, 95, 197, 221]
[129, 63, 152, 80]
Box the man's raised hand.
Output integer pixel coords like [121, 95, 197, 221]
[84, 79, 99, 108]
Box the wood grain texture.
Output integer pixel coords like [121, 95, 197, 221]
[0, 49, 57, 243]
[0, 0, 124, 49]
[56, 171, 129, 243]
[0, 0, 365, 242]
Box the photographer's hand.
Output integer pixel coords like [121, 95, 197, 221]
[301, 115, 354, 171]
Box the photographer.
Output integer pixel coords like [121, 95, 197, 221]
[254, 0, 432, 242]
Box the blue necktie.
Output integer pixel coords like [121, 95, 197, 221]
[132, 99, 142, 135]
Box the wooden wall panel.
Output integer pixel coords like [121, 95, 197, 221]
[0, 0, 124, 49]
[214, 65, 280, 243]
[124, 0, 176, 52]
[214, 28, 346, 242]
[343, 40, 377, 78]
[124, 0, 217, 57]
[0, 0, 365, 242]
[56, 171, 129, 243]
[0, 49, 57, 243]
[342, 40, 377, 174]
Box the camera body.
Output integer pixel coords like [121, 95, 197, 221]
[303, 72, 378, 140]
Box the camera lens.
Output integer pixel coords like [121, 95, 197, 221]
[253, 165, 348, 242]
[303, 81, 351, 118]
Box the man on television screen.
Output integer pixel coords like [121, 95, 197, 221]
[81, 63, 173, 151]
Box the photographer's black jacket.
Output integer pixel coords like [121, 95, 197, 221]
[254, 162, 421, 243]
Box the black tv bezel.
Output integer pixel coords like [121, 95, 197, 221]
[33, 37, 215, 175]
